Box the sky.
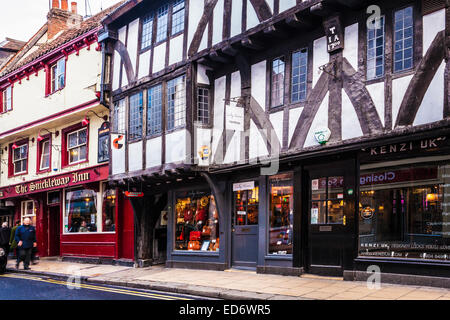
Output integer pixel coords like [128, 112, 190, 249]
[0, 0, 124, 42]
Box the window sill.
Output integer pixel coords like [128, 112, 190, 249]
[62, 159, 88, 169]
[171, 250, 220, 257]
[10, 171, 28, 178]
[45, 86, 65, 97]
[37, 168, 52, 174]
[264, 254, 293, 261]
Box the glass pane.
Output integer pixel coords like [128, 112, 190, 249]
[78, 129, 87, 144]
[311, 201, 326, 224]
[311, 178, 326, 200]
[328, 176, 344, 199]
[102, 186, 116, 232]
[247, 186, 259, 225]
[68, 132, 78, 148]
[174, 191, 220, 252]
[234, 190, 247, 226]
[269, 173, 294, 255]
[327, 200, 344, 224]
[65, 189, 98, 233]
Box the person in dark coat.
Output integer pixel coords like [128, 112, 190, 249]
[0, 222, 11, 274]
[14, 218, 37, 270]
[9, 220, 21, 263]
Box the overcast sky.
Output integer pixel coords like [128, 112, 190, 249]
[0, 0, 124, 42]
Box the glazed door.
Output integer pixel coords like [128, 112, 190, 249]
[231, 183, 259, 269]
[47, 206, 60, 256]
[305, 161, 355, 276]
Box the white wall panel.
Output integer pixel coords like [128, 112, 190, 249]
[366, 81, 385, 127]
[279, 0, 296, 12]
[304, 92, 329, 147]
[137, 50, 151, 80]
[230, 0, 243, 37]
[128, 141, 143, 172]
[146, 136, 162, 168]
[169, 34, 184, 66]
[188, 0, 204, 49]
[212, 0, 224, 45]
[269, 111, 283, 146]
[247, 1, 259, 30]
[341, 90, 363, 140]
[197, 64, 210, 85]
[392, 75, 413, 128]
[127, 18, 139, 75]
[423, 9, 445, 53]
[343, 23, 358, 70]
[312, 37, 328, 88]
[212, 76, 226, 159]
[118, 25, 128, 87]
[249, 120, 269, 159]
[251, 61, 266, 108]
[153, 42, 167, 74]
[289, 107, 304, 146]
[166, 130, 187, 163]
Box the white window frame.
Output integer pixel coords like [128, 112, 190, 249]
[2, 86, 12, 112]
[13, 144, 28, 175]
[67, 128, 87, 165]
[51, 58, 66, 93]
[40, 139, 51, 171]
[21, 200, 35, 225]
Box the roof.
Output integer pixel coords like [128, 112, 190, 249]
[0, 1, 125, 78]
[0, 38, 26, 51]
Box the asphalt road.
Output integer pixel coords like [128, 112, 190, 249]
[0, 273, 205, 300]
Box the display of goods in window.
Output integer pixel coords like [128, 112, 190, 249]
[188, 241, 201, 251]
[189, 231, 201, 241]
[195, 207, 207, 223]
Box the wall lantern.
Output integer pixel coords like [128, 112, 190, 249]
[82, 110, 108, 126]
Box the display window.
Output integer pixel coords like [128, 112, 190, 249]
[359, 162, 450, 261]
[311, 176, 345, 225]
[174, 190, 219, 252]
[234, 186, 259, 226]
[63, 182, 116, 234]
[269, 173, 294, 255]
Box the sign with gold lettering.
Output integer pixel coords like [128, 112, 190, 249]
[0, 165, 108, 199]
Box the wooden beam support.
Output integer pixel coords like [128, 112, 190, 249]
[241, 37, 264, 51]
[209, 51, 232, 64]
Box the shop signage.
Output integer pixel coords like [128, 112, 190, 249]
[111, 134, 124, 150]
[314, 127, 331, 145]
[233, 181, 255, 192]
[198, 145, 210, 161]
[0, 165, 108, 199]
[361, 136, 449, 160]
[124, 191, 144, 198]
[361, 206, 375, 219]
[323, 16, 344, 53]
[360, 167, 437, 186]
[225, 105, 244, 132]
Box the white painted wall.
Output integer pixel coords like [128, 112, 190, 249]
[247, 1, 259, 30]
[279, 0, 296, 12]
[212, 76, 226, 160]
[366, 82, 385, 127]
[230, 0, 243, 37]
[251, 61, 266, 108]
[312, 37, 328, 88]
[392, 75, 414, 128]
[212, 0, 224, 46]
[118, 26, 128, 87]
[166, 129, 187, 163]
[423, 9, 446, 53]
[304, 92, 329, 147]
[128, 141, 143, 172]
[169, 35, 184, 66]
[146, 136, 162, 168]
[343, 23, 358, 70]
[249, 120, 268, 159]
[127, 18, 140, 76]
[153, 42, 167, 73]
[269, 111, 284, 146]
[138, 50, 151, 80]
[289, 107, 304, 146]
[341, 90, 363, 140]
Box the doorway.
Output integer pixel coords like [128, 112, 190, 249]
[304, 160, 356, 276]
[47, 205, 61, 257]
[231, 182, 259, 269]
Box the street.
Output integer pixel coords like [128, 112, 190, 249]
[0, 273, 206, 300]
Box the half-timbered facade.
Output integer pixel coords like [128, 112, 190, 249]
[101, 0, 450, 284]
[0, 1, 134, 265]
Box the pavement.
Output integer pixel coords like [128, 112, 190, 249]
[5, 258, 450, 300]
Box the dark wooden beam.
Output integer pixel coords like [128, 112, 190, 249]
[241, 37, 264, 51]
[209, 51, 232, 64]
[263, 25, 289, 39]
[285, 13, 314, 30]
[222, 43, 239, 57]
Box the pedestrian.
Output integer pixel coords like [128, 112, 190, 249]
[14, 218, 37, 270]
[0, 222, 11, 274]
[9, 220, 21, 264]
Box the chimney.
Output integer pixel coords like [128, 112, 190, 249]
[71, 2, 78, 14]
[61, 0, 68, 11]
[47, 1, 83, 40]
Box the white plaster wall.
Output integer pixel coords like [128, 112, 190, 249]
[423, 9, 445, 53]
[153, 42, 167, 74]
[112, 136, 126, 175]
[279, 0, 296, 12]
[223, 131, 240, 164]
[304, 92, 329, 147]
[138, 50, 151, 80]
[289, 107, 304, 146]
[366, 81, 385, 127]
[112, 49, 121, 91]
[414, 62, 445, 126]
[188, 0, 204, 51]
[269, 111, 283, 146]
[249, 120, 268, 159]
[127, 18, 140, 76]
[212, 0, 224, 46]
[251, 61, 266, 108]
[247, 1, 259, 30]
[313, 37, 328, 88]
[341, 90, 363, 140]
[195, 127, 212, 166]
[166, 129, 187, 163]
[392, 75, 414, 128]
[343, 23, 358, 70]
[266, 0, 274, 13]
[197, 64, 210, 85]
[146, 136, 162, 168]
[169, 35, 184, 66]
[118, 25, 128, 87]
[230, 71, 241, 107]
[230, 0, 243, 37]
[128, 141, 143, 172]
[212, 76, 226, 159]
[0, 47, 100, 134]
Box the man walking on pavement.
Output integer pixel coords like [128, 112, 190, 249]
[14, 218, 37, 270]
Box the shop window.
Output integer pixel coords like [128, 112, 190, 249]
[21, 200, 36, 226]
[167, 75, 186, 130]
[394, 6, 414, 72]
[367, 15, 385, 79]
[171, 0, 185, 35]
[129, 92, 143, 140]
[47, 191, 61, 205]
[174, 191, 220, 252]
[67, 128, 87, 165]
[50, 58, 66, 93]
[1, 85, 12, 112]
[233, 185, 259, 226]
[64, 188, 98, 233]
[147, 84, 163, 136]
[102, 184, 116, 232]
[271, 57, 285, 108]
[291, 49, 308, 103]
[12, 143, 28, 175]
[359, 163, 450, 261]
[269, 173, 294, 255]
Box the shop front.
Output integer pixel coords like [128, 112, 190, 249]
[353, 135, 450, 281]
[0, 165, 134, 264]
